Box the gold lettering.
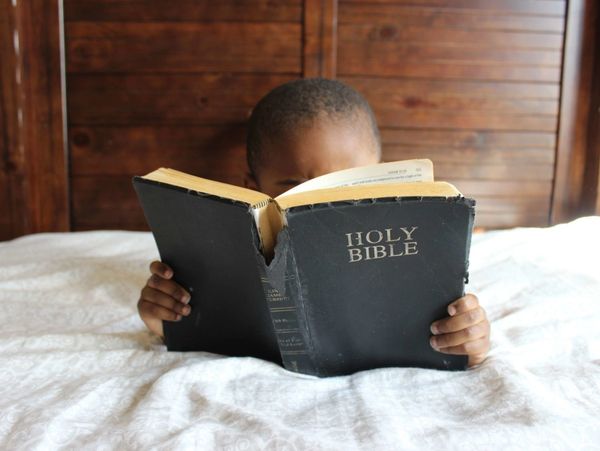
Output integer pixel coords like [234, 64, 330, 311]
[400, 226, 418, 241]
[365, 230, 383, 244]
[345, 226, 419, 263]
[372, 245, 387, 259]
[385, 228, 402, 242]
[388, 242, 405, 257]
[345, 233, 353, 247]
[405, 241, 418, 255]
[345, 232, 364, 247]
[348, 248, 362, 263]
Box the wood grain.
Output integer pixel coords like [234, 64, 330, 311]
[551, 0, 598, 223]
[0, 0, 69, 240]
[339, 4, 565, 33]
[0, 0, 23, 240]
[303, 0, 338, 77]
[337, 1, 563, 83]
[590, 13, 600, 215]
[69, 125, 248, 176]
[345, 77, 560, 101]
[61, 0, 568, 232]
[339, 0, 566, 16]
[344, 77, 559, 130]
[338, 43, 562, 75]
[66, 22, 301, 73]
[67, 74, 296, 125]
[340, 26, 563, 50]
[64, 0, 302, 23]
[380, 129, 556, 148]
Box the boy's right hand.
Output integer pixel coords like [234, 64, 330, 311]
[137, 261, 192, 339]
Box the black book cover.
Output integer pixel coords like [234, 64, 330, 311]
[132, 177, 281, 364]
[261, 196, 475, 376]
[133, 176, 475, 376]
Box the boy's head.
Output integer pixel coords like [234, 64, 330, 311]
[245, 78, 381, 197]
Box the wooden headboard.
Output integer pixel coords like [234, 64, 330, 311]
[1, 0, 599, 240]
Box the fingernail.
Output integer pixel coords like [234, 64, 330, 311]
[164, 269, 173, 278]
[182, 305, 191, 315]
[176, 314, 182, 321]
[430, 337, 439, 349]
[448, 305, 456, 316]
[430, 323, 439, 334]
[181, 294, 191, 304]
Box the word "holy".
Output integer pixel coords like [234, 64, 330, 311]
[345, 227, 419, 263]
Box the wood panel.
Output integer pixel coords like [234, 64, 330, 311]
[0, 0, 22, 240]
[0, 0, 68, 241]
[344, 78, 560, 131]
[338, 1, 564, 83]
[303, 0, 338, 77]
[552, 0, 599, 223]
[3, 0, 597, 238]
[64, 0, 569, 231]
[72, 176, 148, 230]
[340, 0, 566, 16]
[66, 22, 301, 73]
[339, 4, 565, 33]
[64, 0, 302, 22]
[589, 8, 600, 215]
[63, 0, 304, 231]
[338, 2, 564, 82]
[381, 129, 556, 149]
[69, 125, 248, 176]
[342, 26, 563, 50]
[336, 0, 566, 228]
[67, 74, 296, 125]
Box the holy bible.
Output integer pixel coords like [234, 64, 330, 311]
[132, 159, 476, 376]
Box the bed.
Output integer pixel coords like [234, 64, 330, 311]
[0, 216, 598, 450]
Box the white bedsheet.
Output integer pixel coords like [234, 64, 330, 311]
[0, 217, 599, 450]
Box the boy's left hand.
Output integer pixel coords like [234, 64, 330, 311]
[429, 293, 490, 367]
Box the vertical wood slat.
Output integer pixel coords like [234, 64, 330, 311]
[0, 0, 24, 239]
[303, 0, 338, 78]
[586, 5, 600, 216]
[551, 0, 598, 224]
[0, 0, 69, 240]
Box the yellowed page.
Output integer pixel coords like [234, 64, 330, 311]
[251, 200, 284, 259]
[276, 159, 434, 198]
[142, 167, 271, 206]
[142, 167, 277, 253]
[276, 181, 460, 210]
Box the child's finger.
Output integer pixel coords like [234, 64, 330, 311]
[140, 286, 191, 317]
[147, 274, 191, 304]
[468, 352, 488, 367]
[149, 260, 173, 279]
[430, 306, 486, 335]
[430, 320, 489, 349]
[447, 293, 479, 316]
[433, 336, 489, 356]
[138, 298, 182, 322]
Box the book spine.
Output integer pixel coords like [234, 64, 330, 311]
[258, 229, 317, 375]
[463, 197, 476, 287]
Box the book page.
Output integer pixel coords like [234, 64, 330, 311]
[276, 159, 434, 198]
[275, 181, 460, 211]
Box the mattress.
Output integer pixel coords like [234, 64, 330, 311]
[0, 216, 598, 450]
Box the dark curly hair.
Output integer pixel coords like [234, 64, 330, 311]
[246, 78, 381, 178]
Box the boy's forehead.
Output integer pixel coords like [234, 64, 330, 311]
[264, 115, 379, 177]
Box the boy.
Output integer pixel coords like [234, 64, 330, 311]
[137, 78, 490, 368]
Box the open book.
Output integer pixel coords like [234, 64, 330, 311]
[133, 159, 475, 376]
[138, 159, 460, 260]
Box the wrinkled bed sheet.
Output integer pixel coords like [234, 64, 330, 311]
[0, 217, 599, 450]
